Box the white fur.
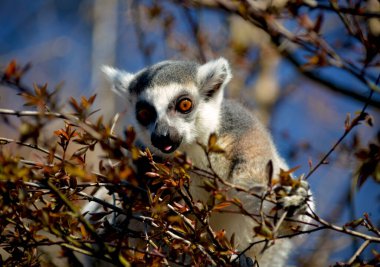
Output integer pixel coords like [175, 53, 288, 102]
[101, 65, 134, 97]
[197, 57, 232, 91]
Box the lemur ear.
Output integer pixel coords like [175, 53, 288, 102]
[197, 58, 232, 101]
[102, 66, 134, 97]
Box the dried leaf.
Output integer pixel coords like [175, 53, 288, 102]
[344, 218, 364, 228]
[208, 133, 217, 148]
[253, 224, 273, 239]
[313, 13, 324, 33]
[4, 60, 17, 78]
[266, 160, 273, 188]
[118, 253, 131, 267]
[345, 113, 351, 131]
[213, 201, 231, 211]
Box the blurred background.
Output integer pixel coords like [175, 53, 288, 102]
[0, 0, 379, 266]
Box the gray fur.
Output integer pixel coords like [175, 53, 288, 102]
[219, 99, 261, 137]
[128, 61, 199, 95]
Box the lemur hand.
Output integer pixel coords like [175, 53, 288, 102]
[274, 180, 311, 217]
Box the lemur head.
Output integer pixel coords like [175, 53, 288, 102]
[103, 58, 232, 156]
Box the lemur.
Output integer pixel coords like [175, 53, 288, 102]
[83, 58, 313, 266]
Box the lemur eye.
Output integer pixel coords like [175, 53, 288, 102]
[137, 109, 153, 126]
[136, 101, 156, 126]
[176, 98, 193, 113]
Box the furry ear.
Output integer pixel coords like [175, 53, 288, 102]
[197, 58, 232, 101]
[101, 66, 134, 97]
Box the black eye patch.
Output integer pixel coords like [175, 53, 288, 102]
[135, 101, 157, 126]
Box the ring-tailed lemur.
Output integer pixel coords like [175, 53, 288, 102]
[84, 58, 313, 266]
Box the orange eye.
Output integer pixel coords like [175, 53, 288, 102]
[177, 98, 193, 113]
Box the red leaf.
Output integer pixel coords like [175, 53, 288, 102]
[4, 60, 17, 78]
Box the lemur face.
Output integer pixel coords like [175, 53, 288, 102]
[134, 82, 199, 154]
[103, 58, 232, 156]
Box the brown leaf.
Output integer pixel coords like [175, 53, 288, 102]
[69, 97, 80, 112]
[344, 218, 364, 228]
[4, 60, 17, 78]
[313, 13, 324, 33]
[266, 160, 273, 188]
[345, 113, 351, 131]
[146, 172, 160, 178]
[208, 133, 218, 148]
[208, 144, 225, 154]
[253, 224, 273, 239]
[212, 201, 231, 211]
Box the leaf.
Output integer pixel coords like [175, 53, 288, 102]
[130, 147, 140, 160]
[208, 133, 218, 148]
[69, 97, 80, 112]
[213, 201, 231, 211]
[355, 149, 368, 160]
[118, 253, 131, 267]
[69, 176, 78, 189]
[119, 167, 133, 180]
[207, 133, 225, 153]
[277, 166, 300, 186]
[202, 180, 216, 191]
[89, 211, 112, 222]
[4, 60, 17, 78]
[230, 233, 235, 247]
[344, 218, 364, 228]
[253, 224, 273, 239]
[80, 96, 90, 109]
[214, 229, 226, 240]
[71, 147, 88, 158]
[214, 192, 226, 201]
[345, 113, 351, 131]
[146, 172, 160, 178]
[313, 13, 324, 33]
[299, 14, 314, 30]
[365, 114, 374, 127]
[209, 144, 225, 154]
[88, 94, 97, 105]
[80, 224, 88, 239]
[124, 126, 136, 148]
[54, 129, 69, 140]
[375, 164, 380, 183]
[231, 197, 242, 206]
[266, 160, 273, 188]
[157, 163, 171, 175]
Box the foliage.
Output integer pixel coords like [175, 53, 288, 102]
[0, 61, 378, 266]
[1, 0, 380, 266]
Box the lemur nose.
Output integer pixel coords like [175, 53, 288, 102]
[151, 122, 182, 154]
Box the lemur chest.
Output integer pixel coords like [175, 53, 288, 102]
[182, 134, 235, 179]
[181, 134, 236, 202]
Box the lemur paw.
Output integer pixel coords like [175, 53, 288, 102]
[274, 180, 311, 216]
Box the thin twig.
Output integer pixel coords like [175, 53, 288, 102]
[0, 108, 64, 119]
[303, 2, 380, 18]
[304, 77, 377, 180]
[347, 239, 371, 265]
[308, 209, 380, 242]
[0, 137, 63, 161]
